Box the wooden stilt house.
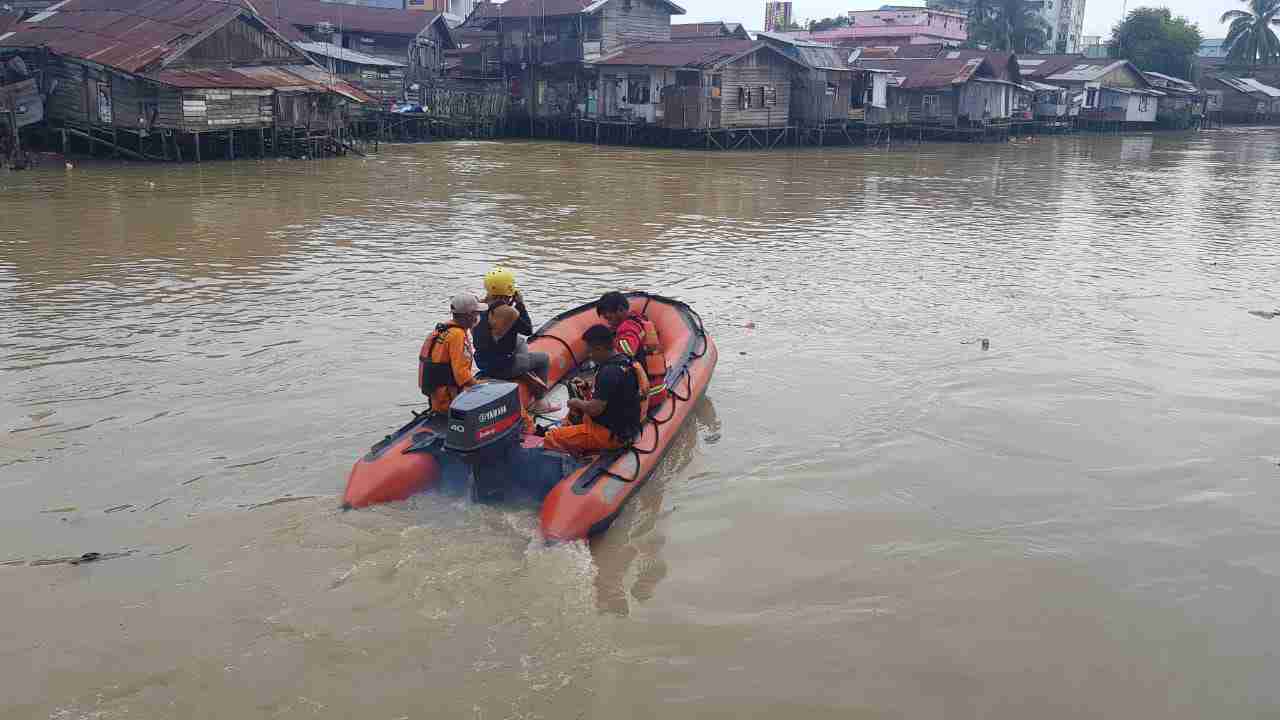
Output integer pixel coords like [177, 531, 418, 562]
[0, 0, 371, 161]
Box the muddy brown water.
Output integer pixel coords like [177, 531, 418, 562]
[3, 131, 1280, 719]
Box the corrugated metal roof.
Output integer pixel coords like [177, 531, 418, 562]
[151, 64, 372, 101]
[1236, 77, 1280, 98]
[1046, 59, 1126, 82]
[296, 40, 405, 67]
[671, 22, 729, 38]
[0, 0, 246, 72]
[264, 0, 443, 39]
[597, 38, 798, 70]
[1016, 53, 1091, 80]
[473, 0, 683, 20]
[1142, 71, 1199, 95]
[854, 55, 992, 90]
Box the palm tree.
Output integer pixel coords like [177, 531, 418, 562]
[1221, 0, 1280, 65]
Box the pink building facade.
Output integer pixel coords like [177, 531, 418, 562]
[808, 6, 967, 47]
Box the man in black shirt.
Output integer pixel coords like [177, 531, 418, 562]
[544, 325, 646, 455]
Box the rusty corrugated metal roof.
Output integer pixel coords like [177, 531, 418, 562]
[264, 0, 442, 38]
[597, 38, 801, 70]
[854, 54, 995, 90]
[0, 0, 247, 73]
[473, 0, 683, 21]
[150, 64, 372, 101]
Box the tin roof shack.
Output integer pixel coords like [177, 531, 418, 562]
[1142, 71, 1203, 128]
[0, 0, 370, 161]
[855, 51, 1027, 127]
[1018, 55, 1162, 127]
[297, 42, 405, 105]
[671, 22, 750, 40]
[593, 39, 803, 129]
[759, 33, 856, 128]
[469, 0, 684, 119]
[1203, 75, 1280, 124]
[266, 0, 454, 99]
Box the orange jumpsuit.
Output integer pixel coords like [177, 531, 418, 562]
[421, 324, 477, 412]
[543, 414, 623, 455]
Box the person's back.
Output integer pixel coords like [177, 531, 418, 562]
[419, 294, 484, 412]
[473, 302, 531, 376]
[544, 324, 647, 455]
[593, 353, 643, 442]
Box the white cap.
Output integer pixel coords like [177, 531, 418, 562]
[450, 293, 487, 314]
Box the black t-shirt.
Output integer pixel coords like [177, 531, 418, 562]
[473, 302, 533, 374]
[594, 356, 641, 440]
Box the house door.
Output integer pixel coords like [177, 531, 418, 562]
[603, 75, 620, 116]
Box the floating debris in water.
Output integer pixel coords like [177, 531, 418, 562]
[104, 504, 133, 514]
[143, 498, 171, 511]
[181, 475, 203, 486]
[247, 496, 318, 510]
[2, 559, 26, 567]
[149, 544, 190, 557]
[703, 432, 722, 444]
[1248, 310, 1278, 320]
[40, 507, 77, 514]
[981, 338, 990, 351]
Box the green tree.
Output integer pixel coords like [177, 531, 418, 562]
[1221, 0, 1280, 64]
[1108, 7, 1203, 77]
[809, 15, 851, 32]
[968, 0, 1049, 51]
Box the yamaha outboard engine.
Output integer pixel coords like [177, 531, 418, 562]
[446, 382, 524, 503]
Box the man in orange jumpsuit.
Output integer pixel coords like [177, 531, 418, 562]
[544, 324, 645, 456]
[419, 293, 485, 412]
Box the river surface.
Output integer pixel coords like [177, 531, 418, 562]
[3, 130, 1280, 719]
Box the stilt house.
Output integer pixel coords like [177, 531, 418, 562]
[0, 0, 371, 161]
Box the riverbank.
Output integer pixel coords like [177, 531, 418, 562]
[4, 132, 1280, 719]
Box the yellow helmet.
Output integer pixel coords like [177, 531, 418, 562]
[484, 267, 517, 297]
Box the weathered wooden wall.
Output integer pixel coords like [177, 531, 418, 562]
[719, 52, 792, 128]
[791, 69, 853, 126]
[174, 17, 302, 68]
[600, 0, 671, 54]
[181, 88, 274, 131]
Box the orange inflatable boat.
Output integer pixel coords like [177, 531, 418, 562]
[342, 293, 717, 541]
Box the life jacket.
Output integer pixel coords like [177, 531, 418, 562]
[619, 313, 668, 406]
[418, 323, 462, 395]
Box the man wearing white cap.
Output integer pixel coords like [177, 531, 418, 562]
[418, 293, 487, 413]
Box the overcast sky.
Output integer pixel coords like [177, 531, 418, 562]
[681, 0, 1241, 40]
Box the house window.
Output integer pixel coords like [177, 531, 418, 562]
[1085, 87, 1098, 108]
[626, 74, 650, 104]
[738, 86, 750, 109]
[1139, 96, 1149, 112]
[825, 82, 837, 97]
[764, 86, 777, 106]
[923, 93, 940, 116]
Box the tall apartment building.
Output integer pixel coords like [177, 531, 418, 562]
[927, 0, 1086, 53]
[1029, 0, 1085, 53]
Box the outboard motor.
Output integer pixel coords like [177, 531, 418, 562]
[446, 382, 524, 502]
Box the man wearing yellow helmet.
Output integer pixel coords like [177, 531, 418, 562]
[474, 267, 559, 413]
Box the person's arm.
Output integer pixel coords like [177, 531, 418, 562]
[450, 330, 476, 388]
[568, 365, 617, 418]
[568, 397, 607, 418]
[513, 293, 534, 336]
